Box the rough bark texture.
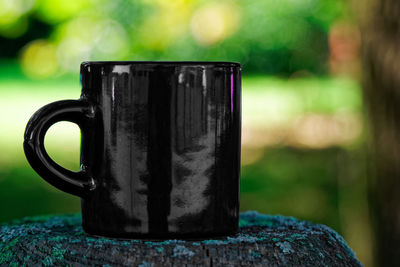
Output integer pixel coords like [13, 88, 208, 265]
[361, 0, 400, 266]
[0, 211, 361, 266]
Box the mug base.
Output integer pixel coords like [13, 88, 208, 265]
[83, 227, 238, 241]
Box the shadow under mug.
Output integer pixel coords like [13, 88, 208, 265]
[24, 61, 241, 239]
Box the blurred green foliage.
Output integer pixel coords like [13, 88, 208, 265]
[0, 0, 349, 76]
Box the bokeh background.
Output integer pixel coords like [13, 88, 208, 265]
[0, 0, 375, 265]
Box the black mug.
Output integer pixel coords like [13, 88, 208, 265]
[24, 61, 241, 239]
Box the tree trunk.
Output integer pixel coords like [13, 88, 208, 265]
[361, 0, 400, 265]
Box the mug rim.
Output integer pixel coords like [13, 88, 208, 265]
[81, 61, 241, 67]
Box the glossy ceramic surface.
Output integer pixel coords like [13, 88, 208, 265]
[24, 61, 241, 239]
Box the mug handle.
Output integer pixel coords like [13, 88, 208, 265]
[23, 99, 96, 198]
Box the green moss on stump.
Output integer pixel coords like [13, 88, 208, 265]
[0, 211, 362, 266]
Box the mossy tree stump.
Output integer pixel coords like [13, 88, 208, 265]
[0, 211, 361, 266]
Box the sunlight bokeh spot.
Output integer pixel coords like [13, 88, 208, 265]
[56, 37, 91, 72]
[52, 15, 101, 71]
[0, 0, 34, 38]
[21, 39, 58, 78]
[190, 2, 241, 45]
[55, 16, 100, 44]
[94, 20, 129, 58]
[0, 0, 35, 25]
[54, 17, 129, 70]
[138, 4, 191, 50]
